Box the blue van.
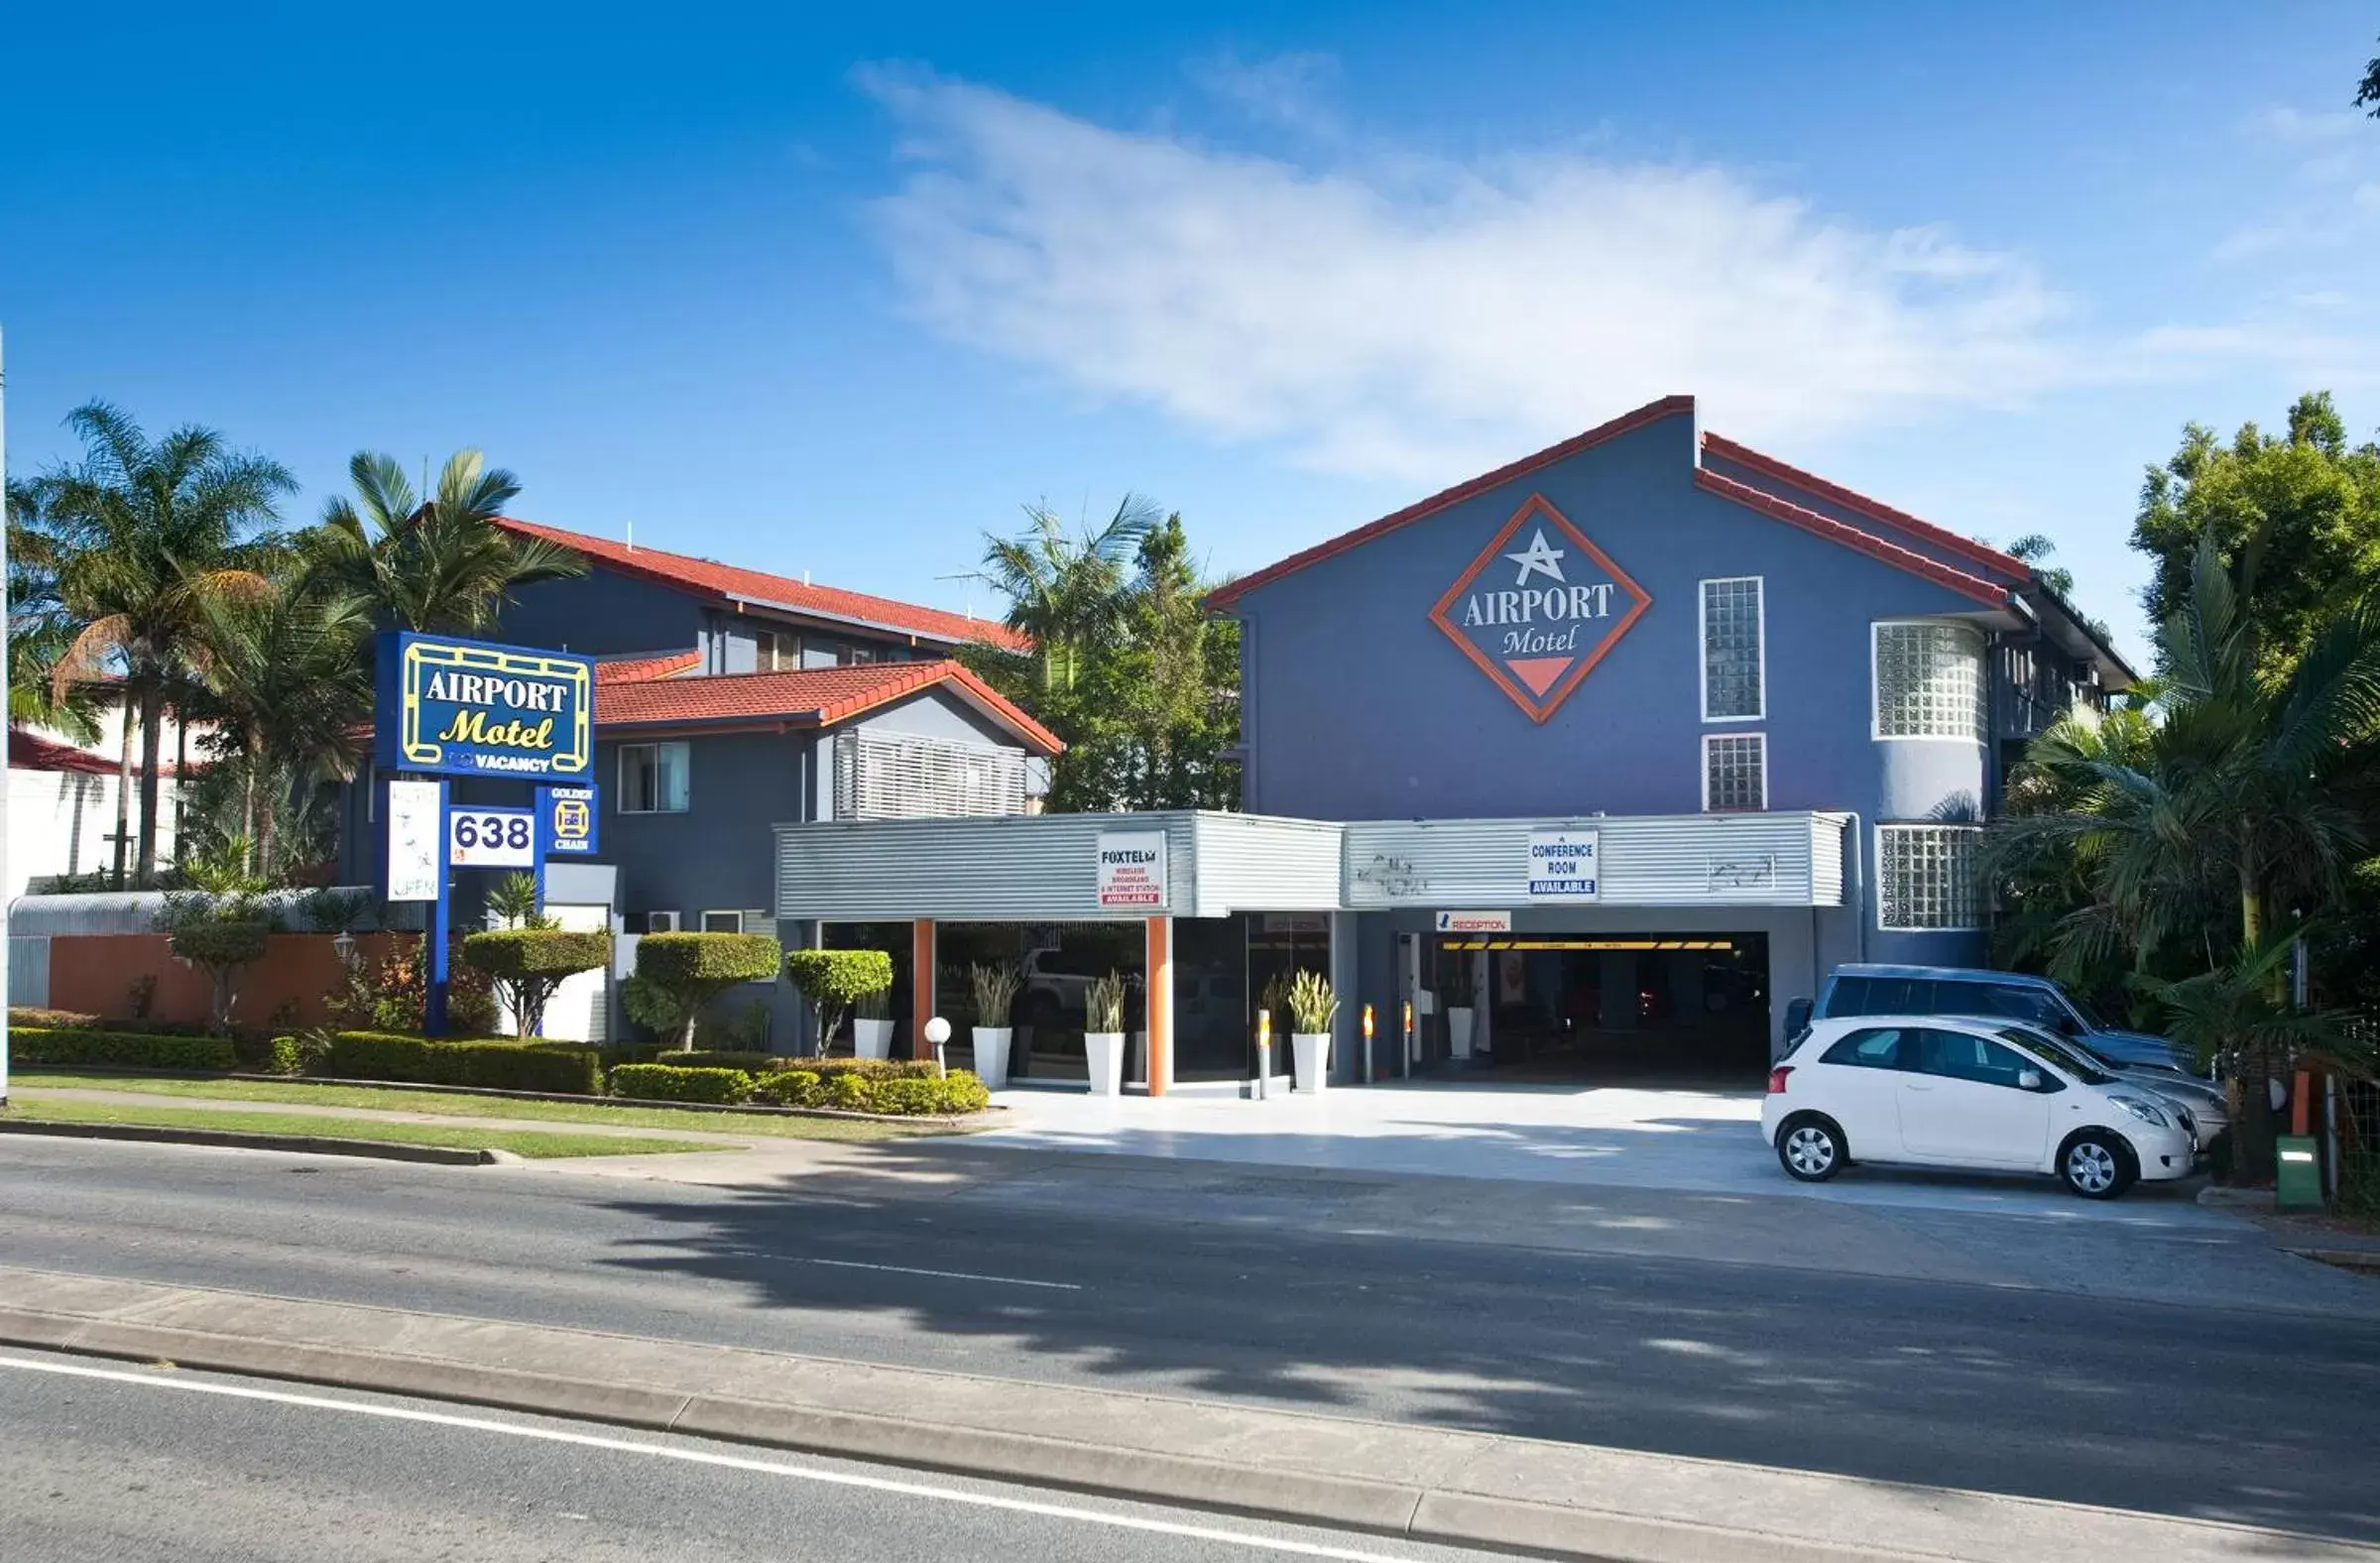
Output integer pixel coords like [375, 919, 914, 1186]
[1785, 964, 2197, 1073]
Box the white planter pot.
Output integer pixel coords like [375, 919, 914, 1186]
[854, 1018, 896, 1060]
[1085, 1031, 1127, 1096]
[971, 1026, 1013, 1090]
[1448, 1007, 1475, 1060]
[1292, 1032, 1331, 1094]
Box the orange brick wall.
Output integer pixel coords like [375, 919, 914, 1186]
[47, 932, 416, 1030]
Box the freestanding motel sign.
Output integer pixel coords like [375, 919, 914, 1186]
[373, 633, 597, 1033]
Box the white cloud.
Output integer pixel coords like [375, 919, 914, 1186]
[1184, 51, 1342, 137]
[857, 67, 2086, 480]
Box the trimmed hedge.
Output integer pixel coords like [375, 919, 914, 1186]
[458, 928, 614, 979]
[636, 932, 782, 987]
[11, 1028, 239, 1071]
[663, 1050, 786, 1074]
[317, 1032, 604, 1094]
[9, 1008, 212, 1038]
[608, 1063, 755, 1105]
[754, 1067, 991, 1116]
[804, 1056, 937, 1082]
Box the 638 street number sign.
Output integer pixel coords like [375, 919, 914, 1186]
[449, 806, 536, 868]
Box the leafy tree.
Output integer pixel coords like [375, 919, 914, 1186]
[974, 496, 1159, 697]
[2132, 394, 2380, 674]
[784, 947, 893, 1058]
[32, 402, 295, 885]
[635, 932, 783, 1050]
[6, 480, 108, 743]
[187, 575, 373, 879]
[307, 449, 585, 635]
[2358, 35, 2379, 117]
[158, 893, 273, 1032]
[1988, 530, 2380, 1178]
[462, 927, 611, 1038]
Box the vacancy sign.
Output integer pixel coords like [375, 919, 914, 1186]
[1096, 831, 1168, 910]
[1526, 828, 1601, 902]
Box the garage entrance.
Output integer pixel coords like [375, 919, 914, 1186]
[1425, 932, 1770, 1086]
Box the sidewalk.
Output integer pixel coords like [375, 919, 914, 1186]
[2, 1264, 2368, 1563]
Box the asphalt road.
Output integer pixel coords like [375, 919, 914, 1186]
[0, 1347, 1496, 1563]
[7, 1137, 2380, 1542]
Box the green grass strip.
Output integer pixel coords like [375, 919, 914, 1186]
[2, 1097, 730, 1159]
[12, 1072, 956, 1142]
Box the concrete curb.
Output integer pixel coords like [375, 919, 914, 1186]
[1, 1267, 2369, 1563]
[0, 1119, 495, 1165]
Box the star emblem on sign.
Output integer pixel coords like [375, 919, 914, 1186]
[1504, 529, 1568, 585]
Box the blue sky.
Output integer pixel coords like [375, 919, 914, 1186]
[5, 3, 2376, 662]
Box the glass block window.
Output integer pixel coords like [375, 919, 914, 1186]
[1873, 622, 1984, 740]
[1877, 825, 1981, 930]
[1701, 577, 1763, 720]
[1704, 733, 1767, 812]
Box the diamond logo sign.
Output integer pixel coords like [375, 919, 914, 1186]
[1428, 494, 1652, 723]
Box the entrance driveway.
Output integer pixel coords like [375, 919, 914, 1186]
[980, 1078, 2238, 1229]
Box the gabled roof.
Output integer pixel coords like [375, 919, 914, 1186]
[594, 659, 1063, 757]
[498, 517, 1030, 654]
[1690, 470, 2007, 608]
[1206, 396, 1696, 610]
[595, 650, 702, 684]
[1699, 433, 2030, 584]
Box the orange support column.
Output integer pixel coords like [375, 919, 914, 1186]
[1144, 915, 1173, 1096]
[911, 920, 936, 1060]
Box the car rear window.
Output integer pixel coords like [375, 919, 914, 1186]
[1827, 977, 1938, 1017]
[1820, 1027, 1908, 1069]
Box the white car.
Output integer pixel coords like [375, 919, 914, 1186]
[1761, 1016, 2199, 1199]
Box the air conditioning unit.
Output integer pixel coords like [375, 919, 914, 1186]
[642, 911, 680, 934]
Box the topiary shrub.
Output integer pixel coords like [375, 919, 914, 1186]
[317, 1031, 603, 1094]
[634, 933, 782, 1051]
[11, 1028, 239, 1071]
[158, 895, 272, 1032]
[608, 1062, 754, 1105]
[783, 948, 893, 1058]
[461, 928, 612, 1038]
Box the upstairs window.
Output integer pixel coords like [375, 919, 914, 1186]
[619, 742, 690, 813]
[1700, 577, 1764, 720]
[756, 630, 799, 671]
[1703, 733, 1767, 812]
[1873, 622, 1984, 741]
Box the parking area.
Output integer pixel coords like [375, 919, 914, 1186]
[980, 1079, 2239, 1227]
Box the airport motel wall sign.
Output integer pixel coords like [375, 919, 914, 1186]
[374, 632, 594, 781]
[1428, 494, 1652, 723]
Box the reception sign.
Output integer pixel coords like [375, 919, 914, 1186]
[376, 633, 594, 782]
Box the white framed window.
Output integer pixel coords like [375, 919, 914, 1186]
[1877, 824, 1982, 930]
[839, 644, 880, 666]
[700, 909, 744, 933]
[640, 910, 681, 934]
[1872, 621, 1985, 741]
[619, 742, 690, 813]
[756, 630, 798, 671]
[1700, 577, 1764, 721]
[1703, 733, 1767, 812]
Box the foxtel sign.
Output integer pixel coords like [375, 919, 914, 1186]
[375, 632, 595, 782]
[1429, 494, 1651, 723]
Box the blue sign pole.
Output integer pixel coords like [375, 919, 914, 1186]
[426, 779, 452, 1036]
[532, 786, 549, 920]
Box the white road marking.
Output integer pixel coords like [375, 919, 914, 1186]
[0, 1353, 1406, 1559]
[790, 1256, 1083, 1290]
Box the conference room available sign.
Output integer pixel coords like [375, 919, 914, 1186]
[376, 633, 594, 782]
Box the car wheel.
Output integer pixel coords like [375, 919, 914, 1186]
[2060, 1132, 2137, 1199]
[1776, 1115, 1846, 1182]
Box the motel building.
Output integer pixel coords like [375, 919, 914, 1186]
[341, 394, 2128, 1096]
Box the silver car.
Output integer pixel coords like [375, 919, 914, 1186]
[1988, 1019, 2228, 1148]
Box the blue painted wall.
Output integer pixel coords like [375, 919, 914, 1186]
[499, 569, 706, 658]
[1226, 408, 1995, 965]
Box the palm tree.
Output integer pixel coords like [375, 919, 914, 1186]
[1989, 528, 2380, 1176]
[6, 479, 107, 743]
[307, 450, 584, 635]
[37, 402, 295, 885]
[977, 495, 1160, 695]
[188, 575, 375, 878]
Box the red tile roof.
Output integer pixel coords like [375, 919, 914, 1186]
[497, 518, 1029, 653]
[595, 651, 702, 684]
[594, 660, 1063, 756]
[7, 729, 203, 777]
[1207, 396, 1696, 610]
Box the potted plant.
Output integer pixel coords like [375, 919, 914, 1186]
[1446, 955, 1476, 1061]
[969, 963, 1021, 1089]
[1084, 969, 1128, 1096]
[852, 987, 896, 1059]
[784, 948, 894, 1059]
[1287, 969, 1339, 1095]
